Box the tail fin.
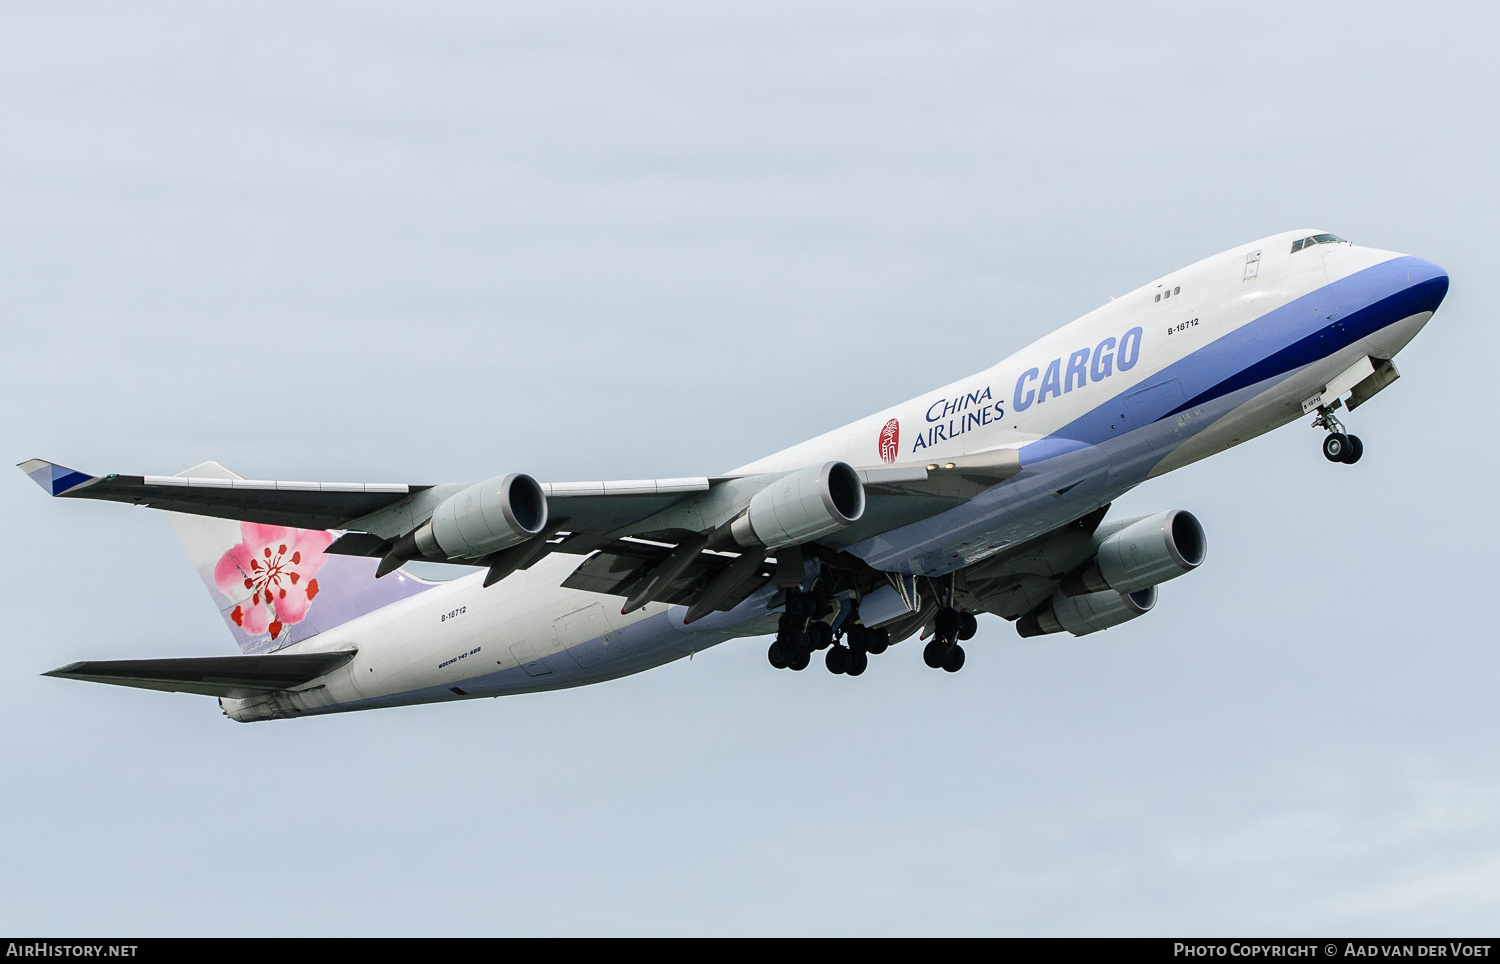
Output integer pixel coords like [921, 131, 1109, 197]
[168, 461, 437, 654]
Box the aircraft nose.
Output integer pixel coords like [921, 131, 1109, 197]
[1407, 257, 1449, 315]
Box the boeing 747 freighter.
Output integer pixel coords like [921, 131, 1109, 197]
[21, 230, 1449, 721]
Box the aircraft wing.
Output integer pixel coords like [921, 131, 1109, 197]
[20, 451, 1021, 617]
[43, 651, 357, 700]
[19, 453, 1019, 541]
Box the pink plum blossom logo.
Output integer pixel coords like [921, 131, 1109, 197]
[213, 522, 333, 641]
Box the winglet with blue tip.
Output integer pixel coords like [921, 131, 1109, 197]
[17, 459, 97, 496]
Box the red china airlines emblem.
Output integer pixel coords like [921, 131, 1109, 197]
[879, 418, 900, 464]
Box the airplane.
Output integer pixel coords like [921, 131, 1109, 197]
[20, 229, 1449, 722]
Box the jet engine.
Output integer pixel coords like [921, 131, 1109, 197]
[729, 461, 866, 549]
[1059, 509, 1206, 596]
[383, 472, 548, 570]
[423, 472, 548, 559]
[1016, 585, 1157, 638]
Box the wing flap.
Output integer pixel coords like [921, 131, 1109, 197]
[43, 651, 357, 700]
[560, 540, 666, 595]
[560, 539, 775, 610]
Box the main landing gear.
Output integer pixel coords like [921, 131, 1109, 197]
[922, 606, 977, 673]
[825, 622, 890, 677]
[1312, 405, 1363, 465]
[766, 590, 891, 677]
[768, 587, 979, 676]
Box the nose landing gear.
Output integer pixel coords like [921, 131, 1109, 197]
[1312, 405, 1363, 465]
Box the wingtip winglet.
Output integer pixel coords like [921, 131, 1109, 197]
[16, 459, 96, 496]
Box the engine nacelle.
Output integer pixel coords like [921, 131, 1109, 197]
[1016, 585, 1156, 638]
[417, 472, 549, 561]
[1060, 509, 1206, 596]
[730, 461, 866, 550]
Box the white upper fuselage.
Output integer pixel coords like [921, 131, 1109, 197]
[228, 230, 1448, 720]
[735, 231, 1407, 475]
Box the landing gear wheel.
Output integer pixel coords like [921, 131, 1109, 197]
[768, 641, 789, 669]
[866, 629, 890, 655]
[807, 621, 833, 650]
[1342, 434, 1364, 464]
[923, 639, 947, 669]
[957, 613, 978, 641]
[825, 646, 850, 675]
[846, 650, 869, 676]
[787, 648, 810, 671]
[942, 644, 966, 673]
[1323, 432, 1351, 463]
[935, 608, 961, 639]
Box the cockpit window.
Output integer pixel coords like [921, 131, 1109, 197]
[1292, 234, 1347, 253]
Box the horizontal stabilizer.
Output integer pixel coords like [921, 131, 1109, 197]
[43, 651, 356, 699]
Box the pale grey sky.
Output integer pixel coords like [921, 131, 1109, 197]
[3, 1, 1497, 935]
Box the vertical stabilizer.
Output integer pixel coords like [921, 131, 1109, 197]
[167, 461, 437, 654]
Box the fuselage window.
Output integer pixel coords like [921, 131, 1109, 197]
[1174, 286, 1180, 295]
[1156, 286, 1184, 303]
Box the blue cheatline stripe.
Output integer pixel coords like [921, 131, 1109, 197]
[1018, 256, 1442, 464]
[1166, 260, 1446, 419]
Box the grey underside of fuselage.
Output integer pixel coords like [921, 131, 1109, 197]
[294, 588, 782, 716]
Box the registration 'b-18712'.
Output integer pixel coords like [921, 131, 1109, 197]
[21, 230, 1449, 721]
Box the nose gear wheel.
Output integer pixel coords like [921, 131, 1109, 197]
[1312, 405, 1364, 464]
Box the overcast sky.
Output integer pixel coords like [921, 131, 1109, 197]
[3, 1, 1498, 936]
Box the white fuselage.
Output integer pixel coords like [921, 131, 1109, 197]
[223, 230, 1447, 721]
